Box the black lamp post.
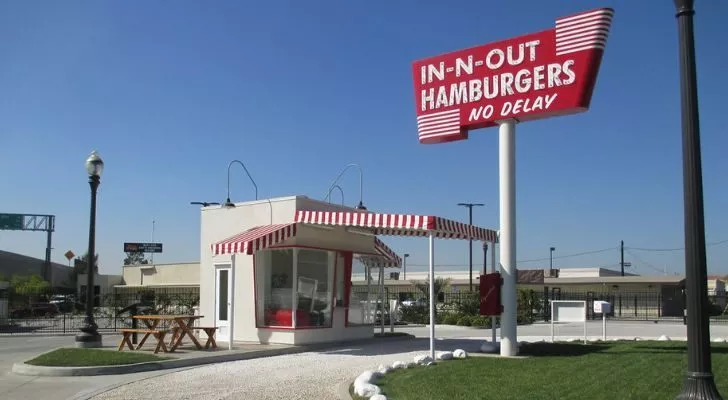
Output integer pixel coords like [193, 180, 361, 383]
[457, 202, 484, 292]
[325, 163, 366, 210]
[224, 160, 258, 208]
[549, 247, 556, 272]
[75, 150, 103, 348]
[673, 1, 722, 399]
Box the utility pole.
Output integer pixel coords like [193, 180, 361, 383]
[620, 240, 625, 277]
[457, 202, 484, 292]
[549, 246, 556, 273]
[403, 254, 410, 281]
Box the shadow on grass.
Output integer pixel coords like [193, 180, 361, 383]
[622, 344, 728, 355]
[518, 342, 610, 357]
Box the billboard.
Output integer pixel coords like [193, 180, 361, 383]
[123, 242, 163, 253]
[412, 7, 614, 144]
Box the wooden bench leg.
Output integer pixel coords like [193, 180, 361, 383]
[154, 332, 169, 354]
[118, 333, 134, 351]
[203, 328, 217, 349]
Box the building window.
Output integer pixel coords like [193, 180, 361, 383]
[256, 248, 334, 328]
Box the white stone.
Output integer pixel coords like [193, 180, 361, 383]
[480, 342, 498, 353]
[634, 337, 643, 341]
[425, 361, 434, 366]
[453, 349, 468, 359]
[436, 351, 454, 360]
[566, 338, 578, 343]
[658, 335, 671, 341]
[414, 354, 433, 365]
[370, 395, 388, 400]
[713, 338, 727, 343]
[392, 361, 407, 369]
[377, 364, 393, 375]
[354, 383, 381, 397]
[354, 370, 380, 387]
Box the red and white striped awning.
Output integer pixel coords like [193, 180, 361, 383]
[212, 223, 297, 255]
[356, 237, 402, 268]
[295, 210, 498, 243]
[211, 223, 401, 268]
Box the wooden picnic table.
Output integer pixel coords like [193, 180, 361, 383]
[132, 315, 203, 352]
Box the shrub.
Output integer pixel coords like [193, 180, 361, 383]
[453, 292, 481, 316]
[471, 315, 492, 328]
[399, 304, 428, 324]
[456, 315, 472, 326]
[443, 313, 461, 325]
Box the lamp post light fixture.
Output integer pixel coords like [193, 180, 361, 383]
[549, 246, 556, 272]
[403, 253, 410, 280]
[673, 1, 722, 399]
[224, 160, 258, 208]
[75, 150, 104, 348]
[457, 202, 484, 292]
[324, 163, 365, 210]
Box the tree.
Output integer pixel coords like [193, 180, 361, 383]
[11, 274, 50, 305]
[414, 277, 452, 301]
[73, 252, 99, 274]
[123, 252, 149, 266]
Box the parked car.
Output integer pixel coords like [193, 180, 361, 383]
[10, 303, 60, 318]
[49, 295, 75, 313]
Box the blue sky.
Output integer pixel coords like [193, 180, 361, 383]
[1, 0, 726, 276]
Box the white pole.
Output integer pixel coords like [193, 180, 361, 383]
[428, 233, 435, 360]
[366, 265, 371, 324]
[602, 312, 607, 341]
[390, 299, 395, 333]
[490, 241, 497, 343]
[499, 119, 518, 357]
[379, 266, 385, 335]
[229, 255, 236, 351]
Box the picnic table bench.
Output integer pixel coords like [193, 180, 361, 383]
[118, 328, 169, 354]
[171, 326, 219, 349]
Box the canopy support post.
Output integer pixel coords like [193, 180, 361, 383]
[379, 266, 385, 334]
[429, 232, 436, 360]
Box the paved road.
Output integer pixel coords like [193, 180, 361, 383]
[92, 321, 728, 400]
[0, 335, 176, 400]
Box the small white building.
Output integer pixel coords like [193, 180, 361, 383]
[199, 195, 498, 346]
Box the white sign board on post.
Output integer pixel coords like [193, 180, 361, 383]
[593, 301, 612, 341]
[550, 300, 587, 344]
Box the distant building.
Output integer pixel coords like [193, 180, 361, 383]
[0, 250, 74, 288]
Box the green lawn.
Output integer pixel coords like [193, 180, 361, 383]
[27, 348, 171, 367]
[353, 341, 728, 400]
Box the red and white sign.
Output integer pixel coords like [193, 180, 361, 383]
[412, 7, 614, 144]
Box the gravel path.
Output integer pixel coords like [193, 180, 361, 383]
[92, 338, 482, 400]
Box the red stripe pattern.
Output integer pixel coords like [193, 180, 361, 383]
[554, 7, 614, 56]
[295, 210, 498, 243]
[211, 223, 297, 255]
[417, 109, 461, 143]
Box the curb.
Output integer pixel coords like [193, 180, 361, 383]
[12, 335, 416, 377]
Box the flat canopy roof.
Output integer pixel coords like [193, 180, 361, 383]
[295, 210, 498, 243]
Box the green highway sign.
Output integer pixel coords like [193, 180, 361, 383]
[0, 213, 23, 230]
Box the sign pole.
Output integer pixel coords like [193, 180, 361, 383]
[429, 232, 435, 360]
[499, 119, 517, 357]
[490, 241, 497, 343]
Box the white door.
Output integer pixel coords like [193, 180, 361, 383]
[215, 266, 232, 342]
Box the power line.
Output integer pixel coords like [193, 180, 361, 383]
[628, 239, 728, 252]
[625, 249, 666, 274]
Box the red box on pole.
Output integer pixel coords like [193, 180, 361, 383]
[480, 273, 503, 316]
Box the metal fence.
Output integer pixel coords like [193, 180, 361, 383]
[350, 286, 728, 324]
[0, 287, 200, 335]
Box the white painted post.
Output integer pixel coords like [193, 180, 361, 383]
[365, 265, 371, 324]
[229, 255, 236, 351]
[490, 240, 497, 343]
[499, 119, 518, 357]
[390, 299, 396, 333]
[602, 312, 607, 341]
[429, 233, 435, 360]
[379, 266, 385, 335]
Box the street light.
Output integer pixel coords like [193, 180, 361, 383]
[75, 150, 103, 348]
[549, 247, 556, 272]
[457, 202, 484, 292]
[224, 160, 258, 208]
[190, 201, 220, 207]
[324, 163, 365, 210]
[403, 254, 410, 280]
[673, 1, 722, 399]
